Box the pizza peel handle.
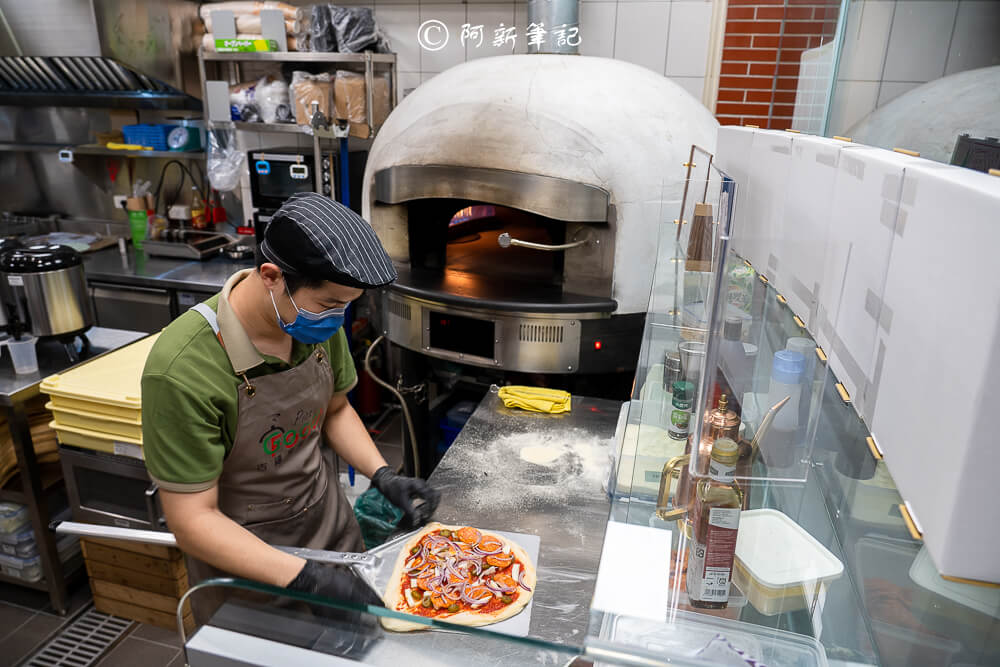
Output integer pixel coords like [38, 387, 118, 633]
[275, 546, 385, 600]
[274, 546, 381, 569]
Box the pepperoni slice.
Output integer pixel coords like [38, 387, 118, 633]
[486, 552, 514, 568]
[493, 573, 517, 589]
[455, 527, 482, 545]
[478, 537, 504, 552]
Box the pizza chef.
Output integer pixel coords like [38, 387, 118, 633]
[141, 193, 440, 622]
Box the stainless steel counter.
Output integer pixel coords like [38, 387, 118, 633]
[83, 246, 253, 292]
[192, 389, 623, 666]
[0, 327, 147, 405]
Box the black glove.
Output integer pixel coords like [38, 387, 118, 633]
[371, 466, 440, 528]
[287, 560, 384, 608]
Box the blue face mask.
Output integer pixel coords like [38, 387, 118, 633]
[271, 286, 346, 344]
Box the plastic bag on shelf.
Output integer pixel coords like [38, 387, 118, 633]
[206, 129, 245, 192]
[229, 76, 291, 123]
[331, 6, 378, 53]
[309, 4, 337, 52]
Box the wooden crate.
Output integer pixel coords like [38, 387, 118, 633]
[81, 537, 193, 633]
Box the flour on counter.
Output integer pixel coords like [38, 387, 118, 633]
[444, 428, 612, 512]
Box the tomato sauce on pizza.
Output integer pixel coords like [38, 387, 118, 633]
[392, 526, 532, 619]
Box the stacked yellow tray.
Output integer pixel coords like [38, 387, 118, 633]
[41, 334, 159, 457]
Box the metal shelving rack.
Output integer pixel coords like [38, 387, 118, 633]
[197, 48, 398, 138]
[0, 143, 204, 160]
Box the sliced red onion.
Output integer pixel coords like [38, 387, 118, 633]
[473, 545, 504, 555]
[444, 561, 465, 581]
[460, 585, 493, 605]
[517, 569, 532, 592]
[492, 579, 516, 593]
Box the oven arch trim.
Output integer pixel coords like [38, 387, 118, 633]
[373, 165, 610, 223]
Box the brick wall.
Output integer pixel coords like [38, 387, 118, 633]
[716, 0, 840, 129]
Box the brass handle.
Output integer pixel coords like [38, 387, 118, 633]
[656, 454, 690, 521]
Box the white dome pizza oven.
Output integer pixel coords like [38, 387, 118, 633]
[363, 54, 718, 375]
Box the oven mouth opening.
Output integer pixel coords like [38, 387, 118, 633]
[408, 199, 568, 290]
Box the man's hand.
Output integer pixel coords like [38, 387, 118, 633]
[287, 560, 384, 607]
[370, 466, 440, 528]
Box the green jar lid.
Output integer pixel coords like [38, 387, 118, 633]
[671, 381, 695, 401]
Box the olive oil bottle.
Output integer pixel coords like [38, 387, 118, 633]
[686, 437, 743, 609]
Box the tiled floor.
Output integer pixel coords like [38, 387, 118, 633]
[0, 577, 186, 667]
[0, 577, 92, 665]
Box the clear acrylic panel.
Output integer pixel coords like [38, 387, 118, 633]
[180, 577, 584, 666]
[180, 577, 833, 666]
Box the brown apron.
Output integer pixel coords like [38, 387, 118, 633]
[186, 302, 363, 625]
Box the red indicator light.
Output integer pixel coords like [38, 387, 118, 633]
[594, 340, 602, 351]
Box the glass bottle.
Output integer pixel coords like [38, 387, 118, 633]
[190, 187, 207, 229]
[686, 437, 743, 609]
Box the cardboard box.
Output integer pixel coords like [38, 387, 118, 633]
[334, 71, 390, 139]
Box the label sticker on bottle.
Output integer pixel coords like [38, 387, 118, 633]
[708, 506, 740, 530]
[708, 460, 737, 482]
[687, 507, 740, 603]
[7, 275, 23, 287]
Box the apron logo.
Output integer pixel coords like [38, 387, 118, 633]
[259, 410, 323, 457]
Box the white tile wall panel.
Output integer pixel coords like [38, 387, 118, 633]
[613, 2, 671, 75]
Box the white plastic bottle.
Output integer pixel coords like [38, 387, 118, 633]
[761, 350, 805, 467]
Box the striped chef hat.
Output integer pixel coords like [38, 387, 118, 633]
[260, 193, 397, 289]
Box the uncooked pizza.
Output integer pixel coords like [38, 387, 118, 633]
[382, 522, 536, 631]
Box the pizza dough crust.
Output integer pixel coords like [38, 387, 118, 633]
[519, 445, 562, 466]
[381, 522, 537, 632]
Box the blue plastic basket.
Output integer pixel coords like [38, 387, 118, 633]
[121, 124, 177, 151]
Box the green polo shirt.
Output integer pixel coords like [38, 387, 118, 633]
[141, 276, 357, 493]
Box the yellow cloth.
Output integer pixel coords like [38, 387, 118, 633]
[497, 386, 571, 414]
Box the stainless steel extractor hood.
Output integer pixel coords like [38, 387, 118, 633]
[0, 0, 201, 110]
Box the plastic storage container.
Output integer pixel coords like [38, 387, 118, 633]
[0, 502, 29, 534]
[605, 610, 828, 666]
[45, 401, 142, 440]
[733, 509, 844, 616]
[121, 124, 178, 151]
[0, 533, 80, 583]
[41, 334, 158, 422]
[50, 420, 143, 457]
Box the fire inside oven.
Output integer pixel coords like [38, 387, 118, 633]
[408, 199, 567, 288]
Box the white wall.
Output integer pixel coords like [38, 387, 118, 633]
[354, 0, 714, 105]
[828, 0, 1000, 135]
